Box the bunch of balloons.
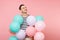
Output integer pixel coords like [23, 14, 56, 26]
[26, 15, 46, 40]
[9, 14, 24, 40]
[9, 14, 46, 40]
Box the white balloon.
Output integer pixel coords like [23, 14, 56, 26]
[16, 29, 26, 40]
[26, 15, 36, 26]
[35, 21, 46, 32]
[34, 32, 45, 40]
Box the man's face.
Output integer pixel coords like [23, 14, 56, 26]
[21, 6, 27, 13]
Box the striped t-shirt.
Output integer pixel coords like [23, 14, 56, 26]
[20, 16, 28, 30]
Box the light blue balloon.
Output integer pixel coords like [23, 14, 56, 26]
[13, 14, 23, 24]
[9, 36, 18, 40]
[36, 16, 44, 21]
[10, 22, 20, 33]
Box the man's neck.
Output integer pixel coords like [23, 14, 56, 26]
[21, 12, 28, 17]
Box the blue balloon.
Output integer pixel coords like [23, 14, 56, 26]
[10, 22, 20, 33]
[36, 16, 44, 21]
[13, 14, 23, 24]
[9, 36, 18, 40]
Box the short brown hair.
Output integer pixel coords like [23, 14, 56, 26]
[19, 4, 24, 10]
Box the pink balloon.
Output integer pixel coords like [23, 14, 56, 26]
[34, 32, 45, 40]
[35, 21, 46, 32]
[26, 26, 36, 37]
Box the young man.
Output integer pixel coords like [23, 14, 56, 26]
[19, 4, 33, 40]
[19, 4, 29, 30]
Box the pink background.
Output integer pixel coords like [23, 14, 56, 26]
[0, 0, 60, 40]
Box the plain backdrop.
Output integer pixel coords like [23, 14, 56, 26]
[0, 0, 60, 40]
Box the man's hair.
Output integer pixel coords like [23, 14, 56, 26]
[19, 4, 24, 10]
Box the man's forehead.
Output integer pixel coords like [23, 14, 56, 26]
[21, 6, 27, 8]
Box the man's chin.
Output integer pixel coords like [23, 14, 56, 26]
[24, 12, 27, 13]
